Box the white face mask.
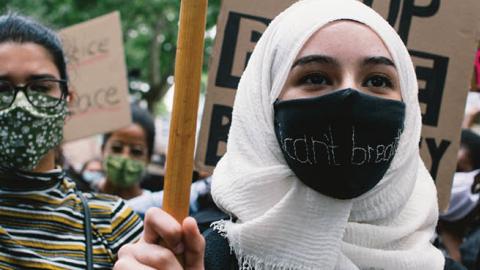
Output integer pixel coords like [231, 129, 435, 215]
[440, 169, 480, 222]
[82, 171, 104, 185]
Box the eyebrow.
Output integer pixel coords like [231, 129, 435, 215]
[362, 56, 396, 68]
[291, 54, 339, 69]
[27, 74, 59, 80]
[0, 74, 59, 82]
[291, 55, 396, 70]
[110, 140, 146, 147]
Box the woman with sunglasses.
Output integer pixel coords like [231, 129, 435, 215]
[0, 13, 143, 269]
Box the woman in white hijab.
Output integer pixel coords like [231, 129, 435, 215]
[114, 1, 448, 269]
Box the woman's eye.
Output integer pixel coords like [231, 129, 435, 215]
[299, 73, 331, 86]
[130, 146, 146, 157]
[110, 144, 124, 154]
[363, 75, 393, 88]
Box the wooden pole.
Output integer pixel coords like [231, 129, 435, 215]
[163, 0, 208, 223]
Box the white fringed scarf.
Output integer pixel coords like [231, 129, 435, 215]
[211, 1, 445, 269]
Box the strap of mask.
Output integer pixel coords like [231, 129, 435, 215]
[76, 191, 93, 270]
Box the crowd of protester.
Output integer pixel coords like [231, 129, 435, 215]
[1, 1, 480, 269]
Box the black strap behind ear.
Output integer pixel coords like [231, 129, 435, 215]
[76, 191, 93, 270]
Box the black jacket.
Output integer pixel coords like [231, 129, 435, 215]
[203, 228, 237, 270]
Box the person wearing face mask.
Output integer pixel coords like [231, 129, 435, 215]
[98, 104, 155, 200]
[438, 169, 480, 270]
[98, 104, 164, 219]
[113, 1, 459, 269]
[79, 158, 104, 190]
[436, 129, 480, 269]
[97, 104, 202, 218]
[0, 13, 143, 270]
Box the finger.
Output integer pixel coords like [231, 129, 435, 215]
[114, 257, 157, 270]
[142, 208, 183, 252]
[135, 243, 183, 269]
[182, 217, 205, 269]
[118, 242, 183, 269]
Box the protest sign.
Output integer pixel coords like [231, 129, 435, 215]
[60, 12, 131, 141]
[196, 0, 480, 210]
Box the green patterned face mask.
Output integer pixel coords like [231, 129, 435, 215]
[0, 92, 67, 171]
[104, 155, 146, 188]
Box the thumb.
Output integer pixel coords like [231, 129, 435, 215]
[182, 217, 205, 269]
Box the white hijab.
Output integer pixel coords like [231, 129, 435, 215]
[211, 1, 444, 269]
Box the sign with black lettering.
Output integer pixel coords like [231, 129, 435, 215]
[60, 12, 131, 141]
[196, 0, 480, 210]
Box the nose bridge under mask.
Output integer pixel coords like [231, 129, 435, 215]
[1, 91, 66, 119]
[9, 91, 32, 110]
[119, 146, 131, 158]
[336, 71, 358, 91]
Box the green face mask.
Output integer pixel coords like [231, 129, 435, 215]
[0, 92, 67, 171]
[104, 155, 146, 188]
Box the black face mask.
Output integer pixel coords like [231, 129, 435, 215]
[273, 89, 405, 199]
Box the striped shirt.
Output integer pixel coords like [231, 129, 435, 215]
[0, 169, 143, 269]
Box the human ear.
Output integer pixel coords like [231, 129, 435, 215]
[66, 85, 77, 105]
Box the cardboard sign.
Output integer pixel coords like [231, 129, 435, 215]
[196, 0, 480, 211]
[60, 12, 131, 141]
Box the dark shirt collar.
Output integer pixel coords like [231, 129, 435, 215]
[0, 166, 64, 192]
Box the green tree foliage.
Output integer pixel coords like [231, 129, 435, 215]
[1, 0, 221, 112]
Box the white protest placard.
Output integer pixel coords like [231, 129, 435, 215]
[195, 0, 480, 211]
[60, 12, 131, 142]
